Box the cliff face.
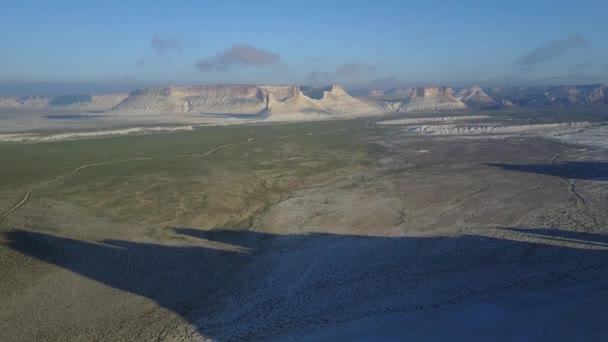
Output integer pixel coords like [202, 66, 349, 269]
[544, 85, 607, 106]
[367, 88, 415, 100]
[110, 84, 387, 119]
[367, 84, 608, 111]
[112, 85, 309, 114]
[0, 84, 387, 119]
[113, 86, 269, 114]
[2, 84, 607, 120]
[485, 84, 608, 107]
[455, 86, 499, 108]
[369, 86, 467, 112]
[405, 87, 467, 111]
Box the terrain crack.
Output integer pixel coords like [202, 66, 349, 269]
[549, 150, 587, 209]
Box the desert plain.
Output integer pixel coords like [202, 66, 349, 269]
[0, 107, 607, 341]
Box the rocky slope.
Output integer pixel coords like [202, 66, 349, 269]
[368, 86, 467, 112]
[110, 85, 386, 120]
[2, 84, 607, 120]
[455, 86, 499, 108]
[484, 84, 608, 107]
[366, 84, 608, 111]
[112, 85, 270, 114]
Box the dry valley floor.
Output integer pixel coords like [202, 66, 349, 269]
[1, 116, 607, 341]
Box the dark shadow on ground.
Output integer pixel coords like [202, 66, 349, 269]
[3, 227, 608, 340]
[487, 161, 608, 181]
[500, 227, 608, 245]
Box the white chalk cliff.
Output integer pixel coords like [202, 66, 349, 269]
[455, 86, 499, 107]
[110, 85, 386, 120]
[368, 86, 467, 111]
[2, 84, 608, 122]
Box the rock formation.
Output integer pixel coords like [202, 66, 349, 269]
[110, 85, 387, 120]
[369, 86, 467, 112]
[485, 84, 608, 107]
[1, 84, 607, 121]
[455, 86, 499, 108]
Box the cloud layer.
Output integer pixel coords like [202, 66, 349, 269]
[304, 71, 333, 85]
[305, 63, 376, 85]
[135, 34, 191, 67]
[514, 34, 589, 67]
[196, 44, 280, 72]
[151, 34, 188, 55]
[335, 63, 376, 78]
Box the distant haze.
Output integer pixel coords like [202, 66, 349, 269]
[0, 81, 162, 97]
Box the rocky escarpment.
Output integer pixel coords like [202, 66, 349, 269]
[0, 84, 386, 120]
[539, 85, 608, 106]
[369, 86, 467, 112]
[113, 85, 278, 114]
[110, 84, 387, 120]
[455, 86, 499, 108]
[366, 84, 608, 111]
[3, 84, 607, 121]
[485, 84, 608, 107]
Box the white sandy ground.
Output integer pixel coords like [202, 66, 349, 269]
[405, 122, 594, 135]
[376, 115, 493, 125]
[0, 125, 197, 142]
[394, 121, 608, 150]
[0, 111, 249, 134]
[1, 110, 605, 145]
[545, 124, 608, 149]
[0, 109, 370, 137]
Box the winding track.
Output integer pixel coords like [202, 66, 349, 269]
[1, 128, 355, 219]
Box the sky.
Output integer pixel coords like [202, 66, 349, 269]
[1, 0, 607, 95]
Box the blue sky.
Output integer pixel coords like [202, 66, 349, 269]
[1, 0, 607, 94]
